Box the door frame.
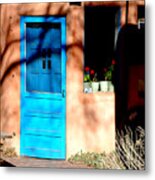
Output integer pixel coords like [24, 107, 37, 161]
[20, 16, 67, 158]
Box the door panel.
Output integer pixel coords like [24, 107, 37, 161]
[23, 136, 64, 159]
[20, 17, 66, 159]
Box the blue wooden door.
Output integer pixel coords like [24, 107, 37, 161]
[20, 17, 66, 159]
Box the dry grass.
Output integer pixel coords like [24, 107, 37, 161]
[68, 126, 145, 170]
[0, 135, 17, 158]
[1, 147, 17, 158]
[116, 126, 145, 170]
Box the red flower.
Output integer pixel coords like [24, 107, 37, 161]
[90, 70, 95, 75]
[112, 59, 116, 65]
[85, 66, 90, 72]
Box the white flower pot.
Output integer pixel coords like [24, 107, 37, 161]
[100, 81, 109, 92]
[83, 82, 91, 93]
[108, 81, 114, 92]
[92, 82, 99, 93]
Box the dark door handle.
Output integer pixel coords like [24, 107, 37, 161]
[62, 90, 66, 98]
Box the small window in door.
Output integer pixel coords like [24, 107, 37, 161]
[25, 22, 62, 93]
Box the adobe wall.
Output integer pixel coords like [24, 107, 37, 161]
[0, 1, 144, 158]
[0, 2, 71, 156]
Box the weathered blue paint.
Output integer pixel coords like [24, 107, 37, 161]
[20, 16, 66, 159]
[114, 8, 122, 49]
[117, 8, 121, 34]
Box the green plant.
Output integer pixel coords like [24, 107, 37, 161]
[84, 67, 98, 82]
[92, 73, 98, 82]
[103, 59, 116, 81]
[84, 67, 91, 82]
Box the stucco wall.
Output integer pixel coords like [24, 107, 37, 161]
[0, 1, 143, 158]
[0, 2, 70, 156]
[66, 5, 115, 156]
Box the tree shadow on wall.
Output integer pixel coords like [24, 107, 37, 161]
[0, 3, 85, 133]
[0, 3, 85, 86]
